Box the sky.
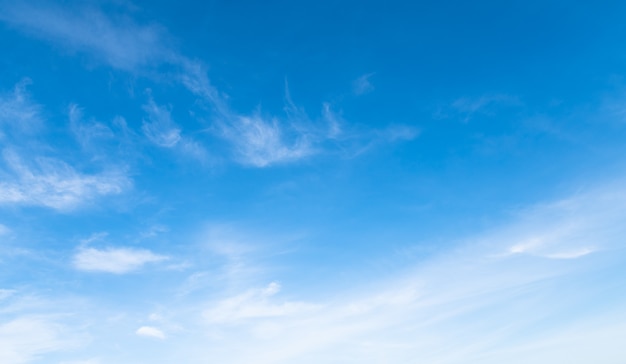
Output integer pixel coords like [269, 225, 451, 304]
[1, 0, 626, 363]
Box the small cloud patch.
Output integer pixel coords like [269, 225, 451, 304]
[353, 73, 375, 95]
[73, 247, 167, 274]
[136, 326, 165, 340]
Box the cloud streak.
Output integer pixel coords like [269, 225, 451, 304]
[0, 317, 74, 364]
[141, 183, 626, 364]
[0, 82, 132, 211]
[203, 282, 320, 324]
[437, 94, 522, 122]
[352, 73, 375, 96]
[1, 175, 623, 363]
[0, 1, 174, 72]
[73, 247, 167, 274]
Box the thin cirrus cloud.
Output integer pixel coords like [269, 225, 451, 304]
[152, 185, 621, 363]
[166, 184, 626, 364]
[352, 73, 375, 96]
[0, 317, 75, 364]
[0, 79, 42, 135]
[141, 97, 209, 162]
[0, 1, 175, 72]
[73, 247, 167, 274]
[142, 99, 182, 148]
[216, 115, 314, 167]
[488, 183, 626, 260]
[321, 102, 343, 139]
[0, 82, 132, 211]
[203, 282, 321, 324]
[0, 1, 417, 168]
[436, 94, 522, 122]
[0, 149, 130, 211]
[0, 179, 623, 363]
[68, 104, 115, 150]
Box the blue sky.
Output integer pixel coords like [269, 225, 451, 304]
[1, 0, 626, 363]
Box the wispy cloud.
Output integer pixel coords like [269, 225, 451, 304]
[68, 104, 115, 150]
[142, 98, 182, 148]
[142, 97, 209, 162]
[0, 78, 42, 137]
[439, 94, 522, 122]
[352, 73, 375, 96]
[0, 317, 75, 364]
[216, 114, 314, 167]
[205, 82, 322, 167]
[0, 180, 621, 363]
[138, 183, 626, 363]
[203, 282, 320, 324]
[0, 289, 92, 364]
[321, 103, 343, 139]
[188, 225, 272, 289]
[0, 2, 416, 168]
[73, 247, 167, 274]
[0, 2, 174, 72]
[0, 82, 133, 211]
[0, 149, 130, 211]
[488, 185, 626, 259]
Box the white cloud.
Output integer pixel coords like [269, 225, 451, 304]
[136, 326, 166, 340]
[0, 3, 415, 168]
[0, 317, 74, 364]
[73, 247, 167, 274]
[218, 115, 313, 167]
[490, 185, 626, 259]
[0, 182, 619, 363]
[0, 149, 130, 211]
[176, 225, 283, 297]
[203, 282, 321, 324]
[0, 84, 131, 211]
[143, 183, 626, 364]
[190, 253, 623, 364]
